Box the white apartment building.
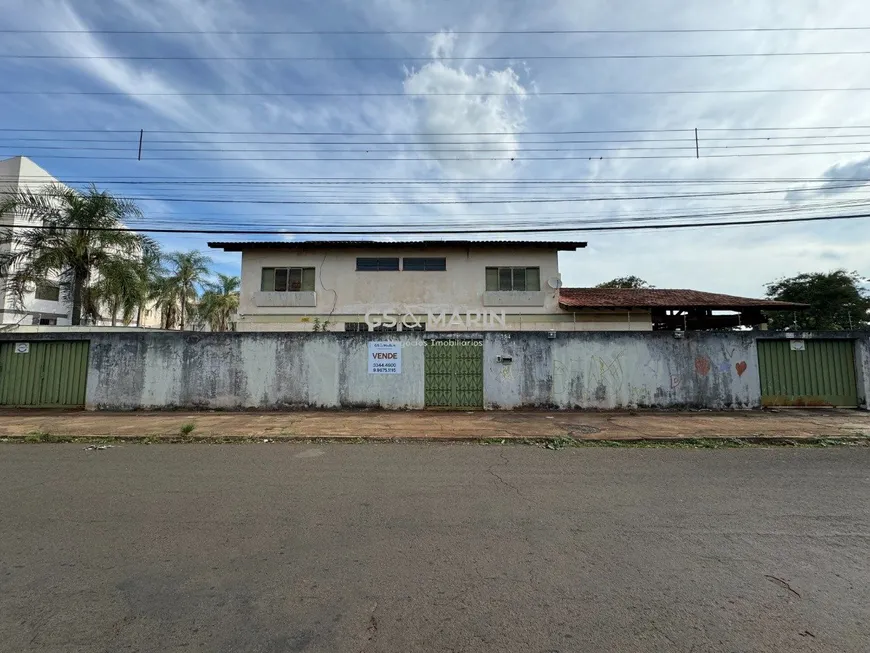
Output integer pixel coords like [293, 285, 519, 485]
[0, 155, 161, 327]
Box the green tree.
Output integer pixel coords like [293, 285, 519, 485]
[151, 275, 180, 330]
[198, 273, 240, 332]
[90, 258, 142, 326]
[132, 243, 165, 327]
[0, 184, 151, 325]
[163, 250, 212, 331]
[595, 275, 653, 289]
[765, 270, 870, 330]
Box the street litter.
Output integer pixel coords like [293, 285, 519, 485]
[84, 444, 115, 451]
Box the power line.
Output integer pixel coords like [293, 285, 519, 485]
[2, 27, 869, 35]
[4, 149, 869, 161]
[3, 125, 870, 135]
[8, 142, 870, 154]
[4, 175, 870, 185]
[10, 134, 870, 146]
[6, 87, 870, 97]
[7, 51, 870, 61]
[2, 183, 866, 204]
[2, 212, 867, 235]
[0, 175, 862, 184]
[125, 198, 870, 226]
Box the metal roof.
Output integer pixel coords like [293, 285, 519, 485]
[208, 240, 587, 251]
[559, 288, 809, 311]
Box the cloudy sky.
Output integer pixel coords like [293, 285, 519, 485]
[1, 0, 870, 296]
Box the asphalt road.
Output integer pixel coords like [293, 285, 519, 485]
[1, 444, 868, 652]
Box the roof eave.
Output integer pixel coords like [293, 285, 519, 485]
[208, 240, 588, 252]
[559, 302, 810, 311]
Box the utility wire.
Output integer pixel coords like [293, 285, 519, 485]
[8, 134, 870, 145]
[2, 27, 869, 35]
[2, 183, 866, 204]
[6, 51, 870, 61]
[3, 125, 870, 135]
[4, 175, 870, 185]
[4, 150, 869, 161]
[2, 212, 867, 235]
[7, 142, 870, 153]
[6, 87, 870, 96]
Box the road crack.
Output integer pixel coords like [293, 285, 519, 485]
[486, 449, 528, 501]
[765, 575, 802, 599]
[359, 601, 378, 652]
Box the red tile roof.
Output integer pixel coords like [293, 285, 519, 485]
[559, 288, 808, 310]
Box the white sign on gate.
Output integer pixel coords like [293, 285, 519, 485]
[14, 342, 30, 354]
[368, 341, 401, 374]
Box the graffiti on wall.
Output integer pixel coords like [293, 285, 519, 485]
[693, 354, 749, 378]
[588, 351, 626, 386]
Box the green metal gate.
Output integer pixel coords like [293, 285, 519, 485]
[424, 340, 484, 408]
[0, 341, 89, 407]
[757, 339, 858, 407]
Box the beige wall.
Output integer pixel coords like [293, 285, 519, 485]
[233, 244, 654, 332]
[239, 245, 560, 312]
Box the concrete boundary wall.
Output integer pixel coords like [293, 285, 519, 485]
[0, 331, 867, 410]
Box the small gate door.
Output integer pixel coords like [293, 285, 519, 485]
[757, 339, 858, 407]
[425, 340, 484, 408]
[0, 340, 89, 407]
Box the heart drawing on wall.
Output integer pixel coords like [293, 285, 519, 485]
[735, 361, 748, 377]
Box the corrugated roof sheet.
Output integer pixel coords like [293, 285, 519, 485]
[208, 240, 587, 251]
[559, 288, 808, 310]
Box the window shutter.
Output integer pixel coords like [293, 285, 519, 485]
[302, 268, 316, 291]
[274, 268, 289, 292]
[261, 268, 275, 292]
[499, 268, 513, 291]
[485, 267, 498, 291]
[526, 267, 540, 291]
[288, 268, 302, 291]
[512, 268, 527, 291]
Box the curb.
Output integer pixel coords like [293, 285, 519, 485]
[2, 434, 868, 446]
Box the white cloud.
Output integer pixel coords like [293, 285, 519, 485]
[403, 30, 527, 178]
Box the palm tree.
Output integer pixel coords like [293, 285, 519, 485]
[0, 184, 151, 325]
[132, 244, 164, 327]
[199, 274, 240, 331]
[151, 275, 180, 330]
[164, 250, 212, 331]
[90, 258, 142, 326]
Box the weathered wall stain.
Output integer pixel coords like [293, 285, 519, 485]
[5, 330, 866, 411]
[483, 332, 768, 410]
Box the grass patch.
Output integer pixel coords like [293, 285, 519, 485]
[179, 422, 196, 437]
[22, 430, 71, 443]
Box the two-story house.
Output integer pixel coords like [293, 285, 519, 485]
[208, 240, 595, 331]
[209, 239, 806, 332]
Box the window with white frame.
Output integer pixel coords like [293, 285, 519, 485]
[261, 267, 316, 292]
[485, 267, 541, 292]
